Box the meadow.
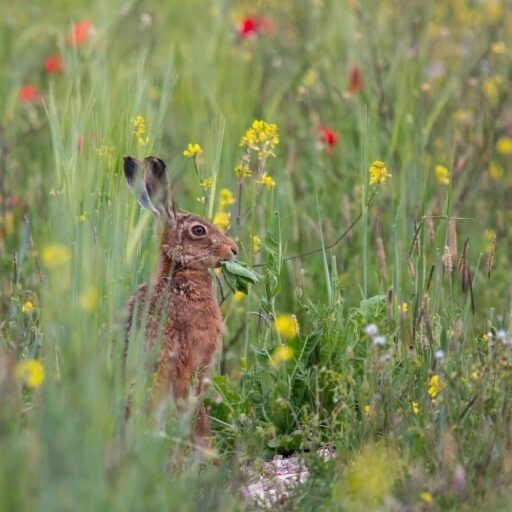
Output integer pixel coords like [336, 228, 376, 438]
[1, 0, 512, 510]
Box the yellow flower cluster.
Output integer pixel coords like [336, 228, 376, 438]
[269, 345, 294, 367]
[240, 120, 279, 156]
[42, 244, 70, 269]
[15, 359, 44, 389]
[369, 160, 391, 185]
[251, 234, 261, 253]
[213, 188, 236, 232]
[133, 115, 149, 147]
[274, 314, 299, 339]
[219, 188, 235, 208]
[183, 143, 203, 158]
[200, 177, 213, 189]
[234, 163, 252, 178]
[22, 300, 34, 314]
[256, 173, 276, 190]
[427, 374, 444, 398]
[496, 137, 512, 155]
[213, 210, 230, 232]
[435, 164, 450, 185]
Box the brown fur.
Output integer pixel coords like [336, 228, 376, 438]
[123, 156, 238, 446]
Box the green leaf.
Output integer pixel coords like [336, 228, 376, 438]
[222, 260, 260, 284]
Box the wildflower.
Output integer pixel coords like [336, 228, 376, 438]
[497, 329, 507, 341]
[399, 302, 408, 313]
[219, 188, 235, 208]
[348, 66, 363, 93]
[41, 244, 70, 269]
[373, 335, 386, 346]
[200, 177, 213, 189]
[238, 16, 258, 38]
[364, 324, 378, 336]
[79, 286, 99, 312]
[19, 84, 42, 104]
[15, 359, 44, 389]
[251, 234, 261, 253]
[269, 345, 294, 367]
[274, 314, 299, 339]
[369, 160, 391, 185]
[234, 163, 252, 178]
[411, 401, 420, 415]
[343, 443, 401, 509]
[471, 370, 480, 381]
[363, 404, 371, 416]
[435, 349, 445, 361]
[22, 301, 34, 314]
[213, 211, 230, 232]
[67, 20, 94, 47]
[420, 491, 433, 503]
[240, 120, 279, 157]
[435, 165, 450, 185]
[427, 374, 444, 398]
[488, 161, 503, 180]
[44, 54, 64, 74]
[491, 42, 506, 54]
[183, 143, 203, 158]
[79, 213, 87, 222]
[320, 125, 338, 155]
[256, 173, 276, 190]
[233, 291, 246, 301]
[496, 137, 512, 155]
[133, 115, 149, 147]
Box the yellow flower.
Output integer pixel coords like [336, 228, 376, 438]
[183, 143, 203, 158]
[15, 359, 44, 389]
[79, 286, 99, 312]
[269, 345, 294, 367]
[233, 291, 246, 301]
[427, 374, 444, 398]
[41, 244, 70, 269]
[22, 301, 34, 314]
[133, 115, 149, 147]
[79, 213, 87, 222]
[491, 42, 506, 54]
[200, 177, 213, 189]
[420, 491, 433, 503]
[411, 401, 419, 415]
[488, 161, 503, 180]
[369, 160, 391, 185]
[399, 302, 408, 314]
[219, 188, 235, 209]
[252, 234, 261, 253]
[471, 370, 480, 381]
[342, 443, 401, 509]
[240, 120, 279, 158]
[256, 173, 276, 190]
[496, 137, 512, 155]
[234, 163, 252, 178]
[435, 165, 450, 185]
[274, 314, 299, 339]
[213, 211, 230, 232]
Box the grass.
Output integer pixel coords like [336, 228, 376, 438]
[1, 0, 512, 510]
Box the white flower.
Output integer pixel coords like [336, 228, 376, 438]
[373, 335, 386, 346]
[435, 349, 445, 361]
[497, 329, 507, 341]
[365, 324, 378, 337]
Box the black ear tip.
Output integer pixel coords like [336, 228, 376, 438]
[123, 155, 139, 182]
[145, 156, 167, 176]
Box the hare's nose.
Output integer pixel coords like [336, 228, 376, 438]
[230, 242, 238, 257]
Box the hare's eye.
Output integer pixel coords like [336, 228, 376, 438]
[191, 225, 207, 236]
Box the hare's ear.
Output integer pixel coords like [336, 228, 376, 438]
[123, 156, 173, 218]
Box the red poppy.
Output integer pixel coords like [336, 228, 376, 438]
[19, 84, 43, 103]
[320, 125, 338, 155]
[238, 17, 258, 38]
[45, 54, 65, 74]
[67, 20, 93, 47]
[348, 66, 363, 93]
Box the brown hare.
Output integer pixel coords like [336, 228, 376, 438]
[123, 155, 238, 447]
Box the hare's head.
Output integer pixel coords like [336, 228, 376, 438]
[123, 156, 238, 270]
